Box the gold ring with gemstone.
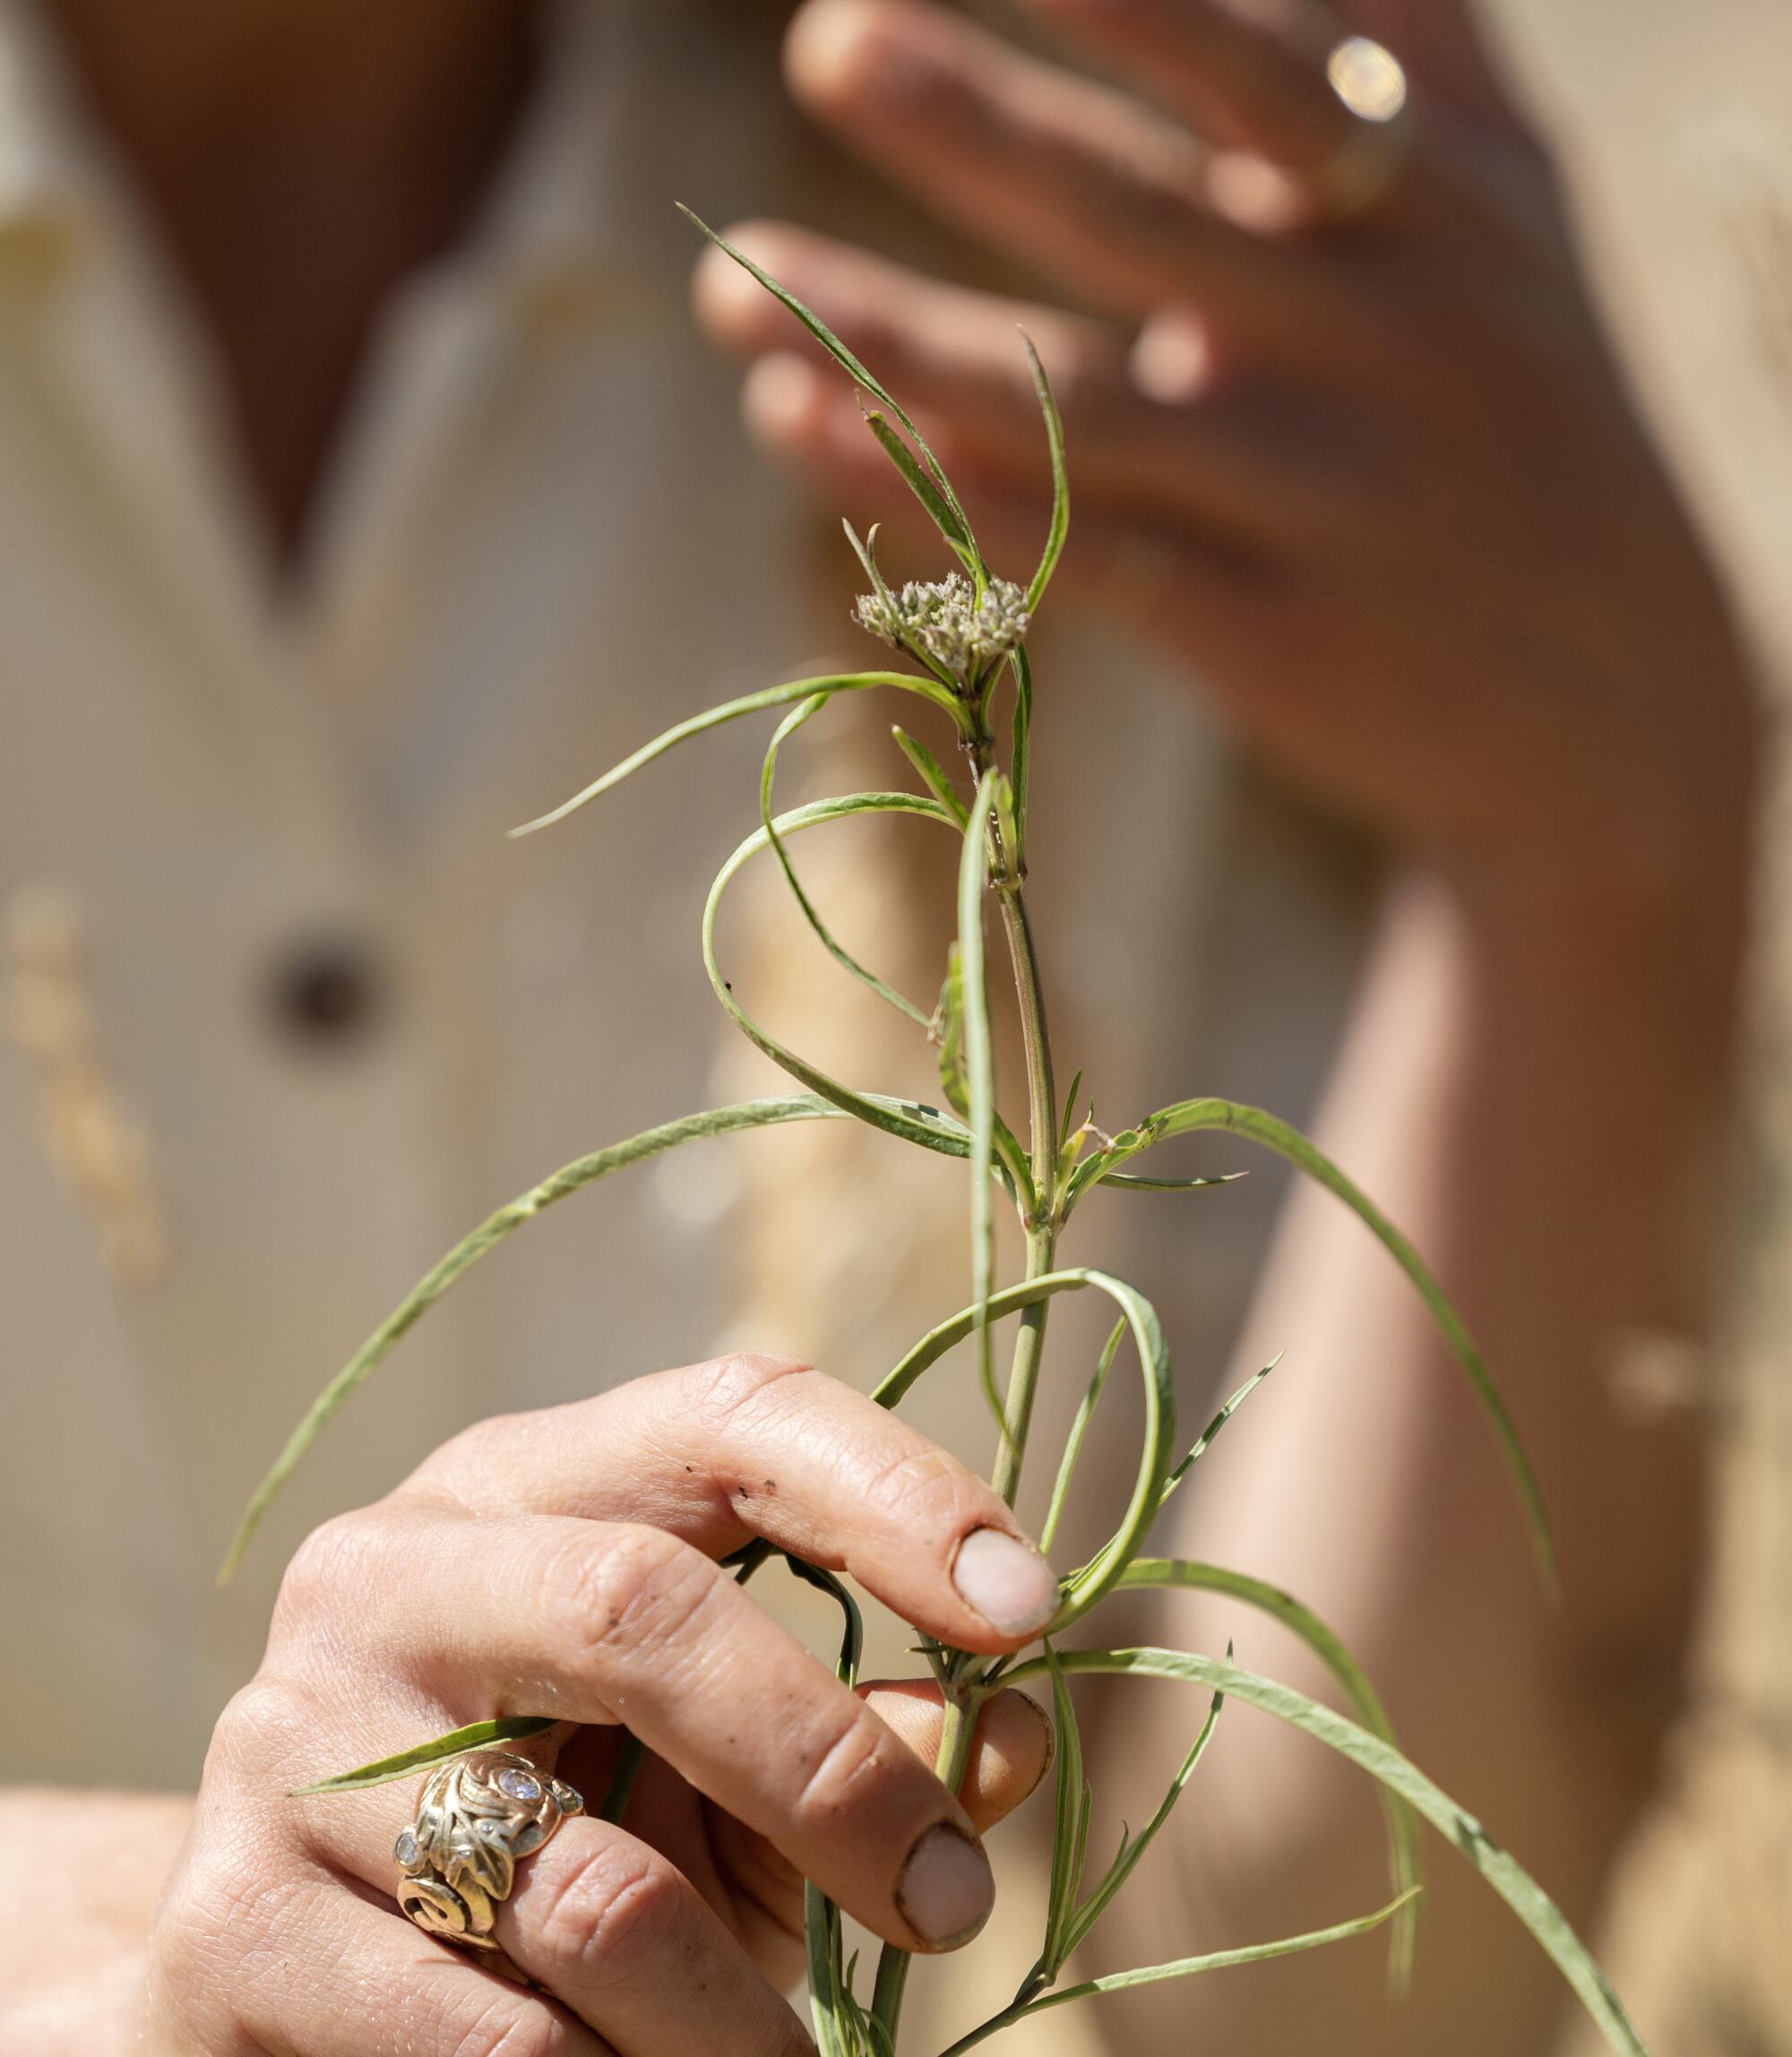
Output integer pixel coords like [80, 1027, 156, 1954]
[394, 1750, 583, 1952]
[1305, 35, 1414, 222]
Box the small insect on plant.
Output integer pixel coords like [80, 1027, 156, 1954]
[222, 212, 1650, 2056]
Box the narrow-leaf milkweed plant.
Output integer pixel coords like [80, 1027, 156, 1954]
[223, 211, 1650, 2057]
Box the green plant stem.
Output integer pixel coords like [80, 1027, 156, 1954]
[872, 1678, 983, 2040]
[872, 770, 1062, 2054]
[992, 1223, 1058, 1507]
[989, 880, 1061, 1509]
[875, 819, 1064, 2053]
[997, 883, 1057, 1202]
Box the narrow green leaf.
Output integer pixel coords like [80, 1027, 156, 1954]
[865, 409, 979, 580]
[1074, 1097, 1555, 1588]
[843, 518, 892, 609]
[935, 945, 971, 1123]
[872, 1269, 1098, 1412]
[1031, 1894, 1421, 2028]
[1068, 1782, 1092, 1936]
[1156, 1355, 1282, 1512]
[510, 671, 961, 839]
[1003, 1648, 1646, 2056]
[960, 772, 1004, 1449]
[1040, 1317, 1126, 1555]
[1020, 332, 1068, 614]
[679, 205, 980, 573]
[1008, 646, 1034, 872]
[992, 777, 1021, 879]
[1059, 1069, 1085, 1151]
[291, 1716, 557, 1796]
[1042, 1646, 1088, 1974]
[1099, 1170, 1245, 1192]
[1116, 1560, 1421, 1985]
[892, 725, 968, 826]
[937, 1892, 1418, 2057]
[783, 1554, 865, 1687]
[873, 1264, 1171, 1632]
[786, 1553, 866, 2057]
[807, 1878, 852, 2057]
[1063, 1674, 1224, 1956]
[222, 1094, 890, 1579]
[704, 794, 1009, 1171]
[1047, 1277, 1176, 1630]
[760, 693, 931, 1028]
[935, 945, 1031, 1206]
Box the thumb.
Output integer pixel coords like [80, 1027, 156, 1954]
[861, 1681, 1054, 1838]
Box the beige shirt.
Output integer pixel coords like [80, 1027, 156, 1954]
[0, 0, 1360, 1812]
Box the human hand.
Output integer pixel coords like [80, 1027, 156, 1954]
[142, 1355, 1055, 2056]
[697, 0, 1754, 900]
[0, 1789, 192, 2057]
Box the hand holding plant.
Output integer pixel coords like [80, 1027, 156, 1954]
[213, 221, 1650, 2057]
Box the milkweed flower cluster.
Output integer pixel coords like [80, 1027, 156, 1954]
[853, 573, 1030, 688]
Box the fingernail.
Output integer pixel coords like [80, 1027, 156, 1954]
[744, 351, 823, 434]
[1130, 312, 1211, 406]
[897, 1822, 995, 1948]
[952, 1528, 1060, 1638]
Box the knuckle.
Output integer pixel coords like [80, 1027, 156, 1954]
[272, 1508, 389, 1631]
[413, 1408, 531, 1488]
[534, 1842, 692, 1984]
[858, 1442, 982, 1543]
[147, 1876, 215, 1997]
[683, 1349, 816, 1433]
[540, 1522, 720, 1666]
[444, 1992, 566, 2057]
[792, 1702, 893, 1830]
[203, 1675, 313, 1786]
[154, 1843, 311, 2001]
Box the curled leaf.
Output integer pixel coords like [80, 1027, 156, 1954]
[1076, 1097, 1555, 1588]
[1004, 1647, 1646, 2057]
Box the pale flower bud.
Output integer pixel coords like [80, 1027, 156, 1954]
[854, 572, 1030, 686]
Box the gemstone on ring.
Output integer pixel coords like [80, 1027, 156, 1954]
[393, 1749, 577, 1956]
[1326, 36, 1408, 125]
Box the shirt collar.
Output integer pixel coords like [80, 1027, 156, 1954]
[0, 0, 636, 304]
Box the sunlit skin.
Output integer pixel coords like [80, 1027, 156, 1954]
[0, 0, 1759, 2052]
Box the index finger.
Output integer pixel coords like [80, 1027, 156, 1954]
[781, 0, 1317, 323]
[405, 1353, 1062, 1650]
[1026, 0, 1356, 170]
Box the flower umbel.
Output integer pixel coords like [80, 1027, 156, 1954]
[854, 573, 1030, 688]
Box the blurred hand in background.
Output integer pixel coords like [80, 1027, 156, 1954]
[697, 0, 1753, 904]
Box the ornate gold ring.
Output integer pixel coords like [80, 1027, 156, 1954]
[394, 1750, 583, 1952]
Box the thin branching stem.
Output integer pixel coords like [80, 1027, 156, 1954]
[877, 741, 1064, 2053]
[990, 878, 1061, 1508]
[871, 1676, 981, 2038]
